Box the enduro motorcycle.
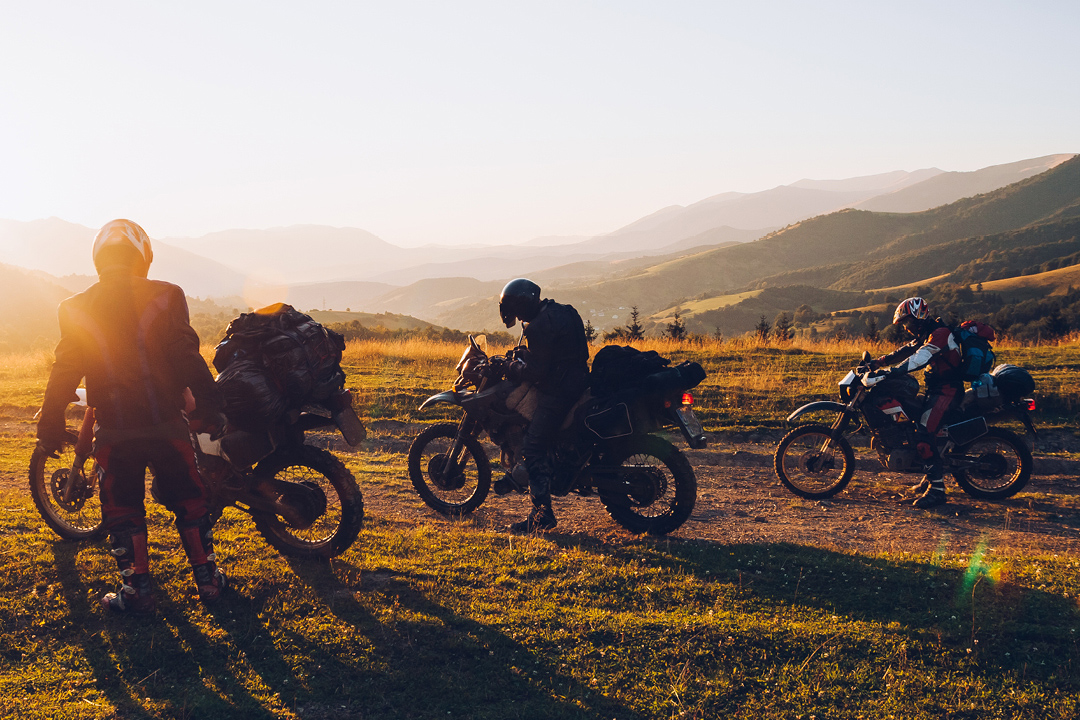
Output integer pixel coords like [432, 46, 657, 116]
[29, 388, 366, 558]
[773, 351, 1037, 500]
[407, 337, 707, 535]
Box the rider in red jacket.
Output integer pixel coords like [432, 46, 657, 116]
[37, 220, 227, 614]
[872, 297, 962, 509]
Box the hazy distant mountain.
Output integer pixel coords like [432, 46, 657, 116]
[0, 218, 96, 276]
[624, 155, 1080, 335]
[3, 153, 1074, 328]
[166, 225, 411, 283]
[852, 154, 1074, 213]
[420, 154, 1077, 334]
[369, 247, 663, 285]
[565, 167, 943, 256]
[366, 277, 506, 320]
[0, 218, 251, 298]
[279, 280, 398, 312]
[517, 234, 593, 247]
[0, 263, 74, 349]
[789, 168, 943, 193]
[657, 226, 771, 254]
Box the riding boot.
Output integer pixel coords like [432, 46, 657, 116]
[510, 496, 557, 533]
[910, 432, 941, 494]
[913, 462, 946, 508]
[101, 529, 156, 614]
[177, 514, 228, 605]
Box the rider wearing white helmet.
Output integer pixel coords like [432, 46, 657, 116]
[871, 297, 964, 508]
[38, 219, 228, 614]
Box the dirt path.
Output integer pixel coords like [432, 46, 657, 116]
[359, 443, 1080, 557]
[8, 437, 1079, 557]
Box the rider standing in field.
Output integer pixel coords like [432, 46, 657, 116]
[498, 278, 590, 532]
[36, 219, 228, 614]
[870, 297, 964, 509]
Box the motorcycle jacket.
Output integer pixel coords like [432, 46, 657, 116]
[520, 299, 590, 398]
[38, 274, 224, 445]
[875, 318, 963, 387]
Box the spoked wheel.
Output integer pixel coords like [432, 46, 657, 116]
[28, 442, 105, 541]
[597, 435, 697, 535]
[774, 424, 855, 499]
[251, 445, 363, 558]
[950, 427, 1032, 499]
[407, 423, 491, 516]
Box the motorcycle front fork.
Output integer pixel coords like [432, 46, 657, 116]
[814, 412, 852, 454]
[443, 415, 479, 474]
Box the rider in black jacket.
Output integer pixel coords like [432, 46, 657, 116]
[498, 278, 589, 532]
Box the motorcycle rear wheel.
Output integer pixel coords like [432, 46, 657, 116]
[950, 427, 1031, 499]
[29, 443, 105, 541]
[774, 424, 855, 499]
[251, 445, 364, 559]
[597, 435, 697, 536]
[407, 422, 491, 516]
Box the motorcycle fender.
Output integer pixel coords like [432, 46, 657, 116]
[670, 406, 708, 449]
[419, 391, 462, 411]
[786, 401, 849, 425]
[1017, 410, 1039, 440]
[332, 404, 367, 446]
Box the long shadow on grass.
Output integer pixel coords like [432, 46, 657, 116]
[560, 536, 1080, 686]
[52, 541, 280, 719]
[275, 555, 639, 720]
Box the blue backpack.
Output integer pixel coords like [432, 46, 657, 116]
[953, 320, 996, 382]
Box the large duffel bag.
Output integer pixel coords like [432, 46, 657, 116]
[214, 303, 346, 428]
[990, 363, 1035, 400]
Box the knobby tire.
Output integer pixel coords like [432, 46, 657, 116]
[774, 424, 855, 499]
[251, 445, 363, 559]
[28, 443, 105, 541]
[598, 434, 697, 536]
[408, 422, 491, 516]
[950, 426, 1032, 499]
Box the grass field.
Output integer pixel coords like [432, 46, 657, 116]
[1, 337, 1078, 718]
[335, 335, 1080, 434]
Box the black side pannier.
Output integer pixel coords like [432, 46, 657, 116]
[583, 402, 635, 440]
[213, 303, 347, 429]
[990, 364, 1035, 400]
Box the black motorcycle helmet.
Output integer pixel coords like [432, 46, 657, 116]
[499, 278, 542, 328]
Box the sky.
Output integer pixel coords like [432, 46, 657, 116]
[1, 1, 1077, 247]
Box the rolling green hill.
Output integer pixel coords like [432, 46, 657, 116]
[575, 154, 1080, 336]
[675, 286, 871, 336]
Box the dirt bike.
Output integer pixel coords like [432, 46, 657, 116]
[29, 388, 366, 558]
[773, 351, 1037, 500]
[407, 337, 707, 535]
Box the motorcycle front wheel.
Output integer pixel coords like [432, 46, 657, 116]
[950, 427, 1032, 499]
[251, 445, 364, 559]
[597, 435, 697, 536]
[407, 422, 491, 516]
[28, 443, 105, 541]
[774, 424, 855, 499]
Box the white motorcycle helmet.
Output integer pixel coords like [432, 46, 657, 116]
[92, 219, 154, 277]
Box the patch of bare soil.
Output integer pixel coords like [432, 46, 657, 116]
[363, 443, 1080, 557]
[5, 426, 1077, 557]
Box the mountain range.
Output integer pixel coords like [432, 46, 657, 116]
[0, 152, 1074, 344]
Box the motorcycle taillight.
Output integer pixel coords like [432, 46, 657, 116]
[1024, 398, 1036, 411]
[681, 392, 694, 406]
